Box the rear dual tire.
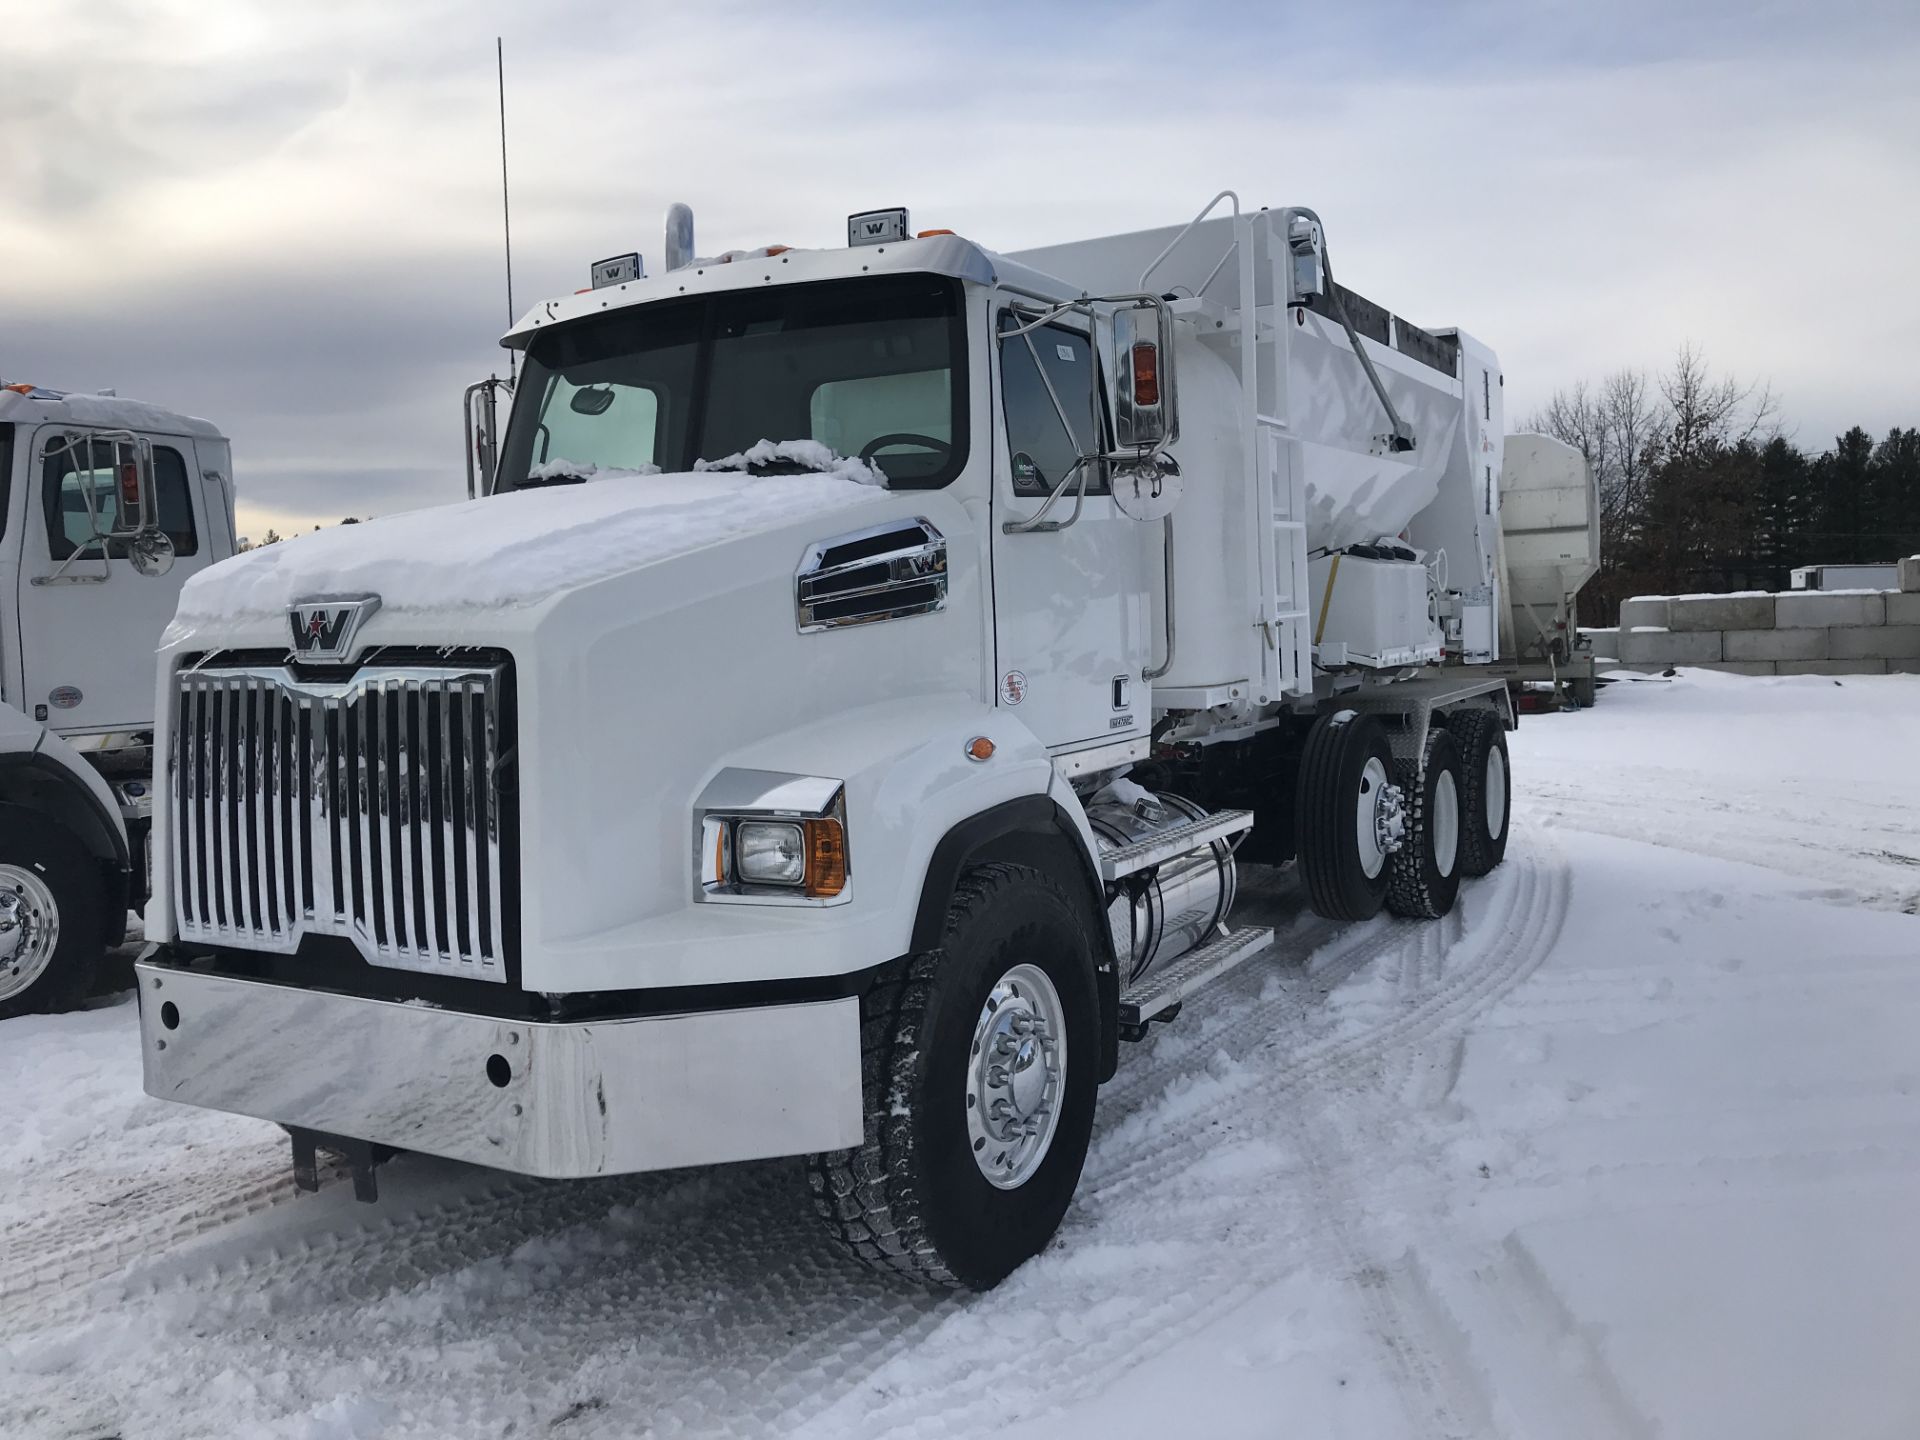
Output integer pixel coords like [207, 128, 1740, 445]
[1296, 713, 1397, 922]
[1448, 708, 1511, 878]
[1386, 729, 1465, 920]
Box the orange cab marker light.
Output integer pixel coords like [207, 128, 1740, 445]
[803, 818, 848, 898]
[965, 736, 995, 762]
[1131, 342, 1161, 408]
[3, 382, 36, 394]
[917, 229, 956, 238]
[764, 244, 792, 256]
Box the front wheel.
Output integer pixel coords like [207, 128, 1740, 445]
[0, 813, 105, 1020]
[807, 862, 1099, 1290]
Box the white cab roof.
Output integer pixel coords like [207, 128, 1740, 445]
[0, 383, 225, 440]
[501, 232, 1079, 349]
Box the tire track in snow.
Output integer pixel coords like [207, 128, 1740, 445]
[1089, 841, 1567, 1203]
[0, 1155, 323, 1333]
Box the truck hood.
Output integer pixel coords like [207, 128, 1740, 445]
[172, 467, 891, 628]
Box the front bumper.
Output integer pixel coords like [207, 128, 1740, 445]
[135, 961, 864, 1177]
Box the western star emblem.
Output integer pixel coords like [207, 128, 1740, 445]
[287, 595, 382, 663]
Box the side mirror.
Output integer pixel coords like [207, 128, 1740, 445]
[1287, 214, 1326, 302]
[1107, 301, 1178, 452]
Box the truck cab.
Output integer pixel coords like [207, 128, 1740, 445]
[136, 198, 1518, 1288]
[1, 383, 237, 1016]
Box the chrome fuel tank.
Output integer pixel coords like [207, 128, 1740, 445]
[1089, 791, 1237, 986]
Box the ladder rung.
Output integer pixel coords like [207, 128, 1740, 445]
[1119, 925, 1274, 1025]
[1099, 809, 1253, 881]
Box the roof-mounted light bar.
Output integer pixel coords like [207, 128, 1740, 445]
[847, 207, 910, 246]
[591, 252, 643, 288]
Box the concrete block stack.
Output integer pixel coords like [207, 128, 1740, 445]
[1585, 583, 1920, 677]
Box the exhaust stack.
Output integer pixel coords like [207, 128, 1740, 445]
[665, 203, 695, 272]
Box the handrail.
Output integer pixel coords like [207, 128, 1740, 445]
[1139, 190, 1240, 295]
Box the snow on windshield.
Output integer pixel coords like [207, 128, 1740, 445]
[694, 438, 886, 486]
[527, 458, 662, 482]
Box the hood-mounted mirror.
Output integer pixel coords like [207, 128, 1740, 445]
[1111, 451, 1183, 521]
[129, 529, 175, 577]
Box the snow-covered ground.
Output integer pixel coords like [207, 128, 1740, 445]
[3, 671, 1917, 1440]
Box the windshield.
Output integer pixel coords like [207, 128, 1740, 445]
[496, 274, 968, 491]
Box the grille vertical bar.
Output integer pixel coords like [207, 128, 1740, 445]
[459, 680, 483, 962]
[171, 661, 512, 982]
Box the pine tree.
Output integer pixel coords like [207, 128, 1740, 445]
[1812, 428, 1875, 565]
[1868, 428, 1920, 561]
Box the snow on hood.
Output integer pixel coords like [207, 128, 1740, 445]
[172, 464, 889, 626]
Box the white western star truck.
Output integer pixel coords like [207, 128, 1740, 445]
[1, 382, 237, 1017]
[138, 194, 1529, 1288]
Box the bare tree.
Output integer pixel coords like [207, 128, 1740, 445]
[1660, 342, 1779, 463]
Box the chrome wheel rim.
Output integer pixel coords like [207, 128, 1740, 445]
[1485, 745, 1507, 841]
[1355, 757, 1401, 879]
[1433, 770, 1461, 878]
[965, 962, 1067, 1190]
[0, 864, 61, 1004]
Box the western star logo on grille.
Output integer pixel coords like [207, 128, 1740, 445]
[287, 595, 381, 662]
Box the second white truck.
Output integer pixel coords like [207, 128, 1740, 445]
[1, 382, 237, 1017]
[137, 193, 1535, 1288]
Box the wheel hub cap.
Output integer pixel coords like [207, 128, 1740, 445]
[1486, 746, 1507, 840]
[1434, 771, 1461, 878]
[1356, 757, 1407, 878]
[0, 865, 61, 1004]
[965, 962, 1067, 1190]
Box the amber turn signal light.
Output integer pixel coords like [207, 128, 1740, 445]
[803, 817, 848, 898]
[965, 736, 995, 762]
[1131, 342, 1161, 408]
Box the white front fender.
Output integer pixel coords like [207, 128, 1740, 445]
[536, 693, 1090, 992]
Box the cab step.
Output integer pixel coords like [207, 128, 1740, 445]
[1099, 808, 1254, 881]
[1117, 924, 1274, 1038]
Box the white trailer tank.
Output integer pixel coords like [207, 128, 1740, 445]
[1494, 433, 1598, 663]
[1013, 210, 1503, 690]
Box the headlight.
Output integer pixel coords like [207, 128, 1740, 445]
[696, 772, 850, 904]
[736, 821, 806, 885]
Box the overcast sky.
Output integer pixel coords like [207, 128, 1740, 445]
[3, 0, 1916, 540]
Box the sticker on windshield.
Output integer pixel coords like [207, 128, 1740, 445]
[1055, 343, 1077, 363]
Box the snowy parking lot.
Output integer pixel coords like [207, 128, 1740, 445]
[3, 671, 1917, 1440]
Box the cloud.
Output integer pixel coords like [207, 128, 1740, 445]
[2, 0, 1916, 538]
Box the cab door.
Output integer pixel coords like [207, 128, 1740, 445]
[13, 427, 221, 734]
[988, 304, 1154, 754]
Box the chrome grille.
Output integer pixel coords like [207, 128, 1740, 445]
[171, 661, 512, 982]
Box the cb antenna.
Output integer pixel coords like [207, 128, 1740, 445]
[497, 36, 516, 385]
